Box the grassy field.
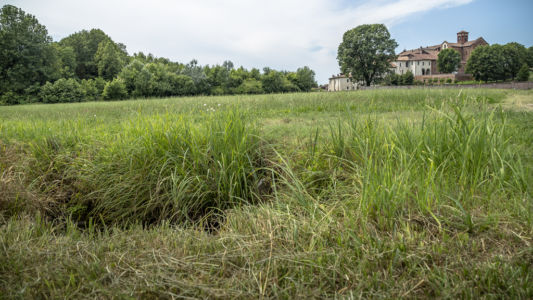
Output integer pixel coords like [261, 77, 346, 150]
[1, 89, 532, 298]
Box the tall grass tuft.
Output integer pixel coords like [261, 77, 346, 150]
[293, 101, 529, 228]
[26, 110, 271, 226]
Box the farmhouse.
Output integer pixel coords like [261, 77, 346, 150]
[394, 31, 488, 79]
[328, 74, 359, 92]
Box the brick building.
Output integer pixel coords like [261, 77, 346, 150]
[393, 31, 488, 79]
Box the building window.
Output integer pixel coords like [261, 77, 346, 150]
[422, 61, 424, 66]
[347, 79, 349, 83]
[406, 62, 409, 67]
[417, 61, 419, 65]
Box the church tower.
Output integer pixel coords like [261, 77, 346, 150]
[457, 31, 469, 44]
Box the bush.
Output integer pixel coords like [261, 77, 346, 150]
[384, 73, 400, 86]
[39, 78, 84, 103]
[446, 78, 453, 84]
[401, 71, 414, 85]
[79, 79, 103, 101]
[102, 78, 128, 100]
[516, 64, 529, 82]
[0, 91, 25, 105]
[171, 74, 195, 96]
[235, 78, 264, 94]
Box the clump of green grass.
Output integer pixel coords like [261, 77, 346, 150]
[24, 110, 272, 226]
[284, 99, 529, 230]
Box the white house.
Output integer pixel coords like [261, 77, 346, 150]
[328, 74, 359, 92]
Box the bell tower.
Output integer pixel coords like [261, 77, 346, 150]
[457, 30, 469, 44]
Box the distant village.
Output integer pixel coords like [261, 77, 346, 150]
[328, 30, 487, 91]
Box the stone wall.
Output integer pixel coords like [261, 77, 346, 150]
[415, 73, 474, 82]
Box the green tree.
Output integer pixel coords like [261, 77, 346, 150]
[118, 59, 145, 94]
[102, 78, 128, 100]
[295, 66, 317, 92]
[527, 46, 533, 68]
[437, 48, 461, 73]
[466, 45, 505, 82]
[171, 74, 195, 96]
[261, 70, 285, 93]
[502, 42, 527, 79]
[250, 68, 261, 80]
[133, 67, 153, 97]
[516, 63, 530, 82]
[52, 43, 77, 79]
[0, 5, 58, 101]
[182, 59, 210, 95]
[281, 76, 300, 92]
[94, 40, 126, 80]
[60, 29, 127, 79]
[337, 24, 397, 86]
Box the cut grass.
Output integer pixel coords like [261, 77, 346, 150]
[1, 88, 532, 298]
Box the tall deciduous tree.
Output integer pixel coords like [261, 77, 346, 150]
[60, 29, 126, 79]
[295, 66, 317, 92]
[337, 24, 397, 86]
[95, 40, 126, 80]
[0, 5, 58, 101]
[502, 42, 527, 79]
[466, 45, 505, 82]
[261, 70, 284, 93]
[52, 43, 77, 79]
[437, 48, 461, 73]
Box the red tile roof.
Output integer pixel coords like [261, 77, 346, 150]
[397, 37, 487, 62]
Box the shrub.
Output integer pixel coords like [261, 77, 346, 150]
[235, 78, 264, 94]
[79, 79, 103, 101]
[39, 78, 83, 103]
[102, 78, 128, 100]
[446, 78, 453, 84]
[516, 64, 529, 82]
[401, 71, 414, 85]
[0, 91, 25, 105]
[384, 73, 400, 86]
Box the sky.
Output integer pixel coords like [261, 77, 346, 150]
[2, 0, 533, 84]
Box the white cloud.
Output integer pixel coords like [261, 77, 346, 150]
[5, 0, 472, 83]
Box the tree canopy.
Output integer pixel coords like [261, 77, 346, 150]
[466, 43, 530, 82]
[0, 5, 57, 101]
[59, 29, 127, 79]
[337, 24, 397, 86]
[437, 48, 461, 73]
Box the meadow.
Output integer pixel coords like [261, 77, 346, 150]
[1, 89, 532, 298]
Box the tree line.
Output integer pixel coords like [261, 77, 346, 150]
[0, 5, 317, 105]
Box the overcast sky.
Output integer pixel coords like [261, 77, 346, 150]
[3, 0, 533, 83]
